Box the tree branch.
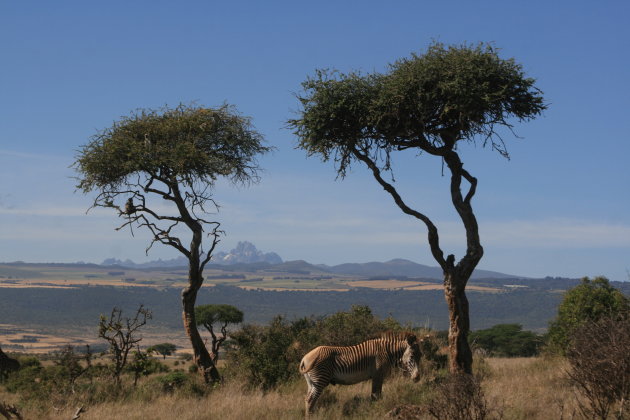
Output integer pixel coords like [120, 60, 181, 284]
[443, 151, 483, 279]
[351, 148, 447, 270]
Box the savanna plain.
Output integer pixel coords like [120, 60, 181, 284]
[0, 356, 575, 420]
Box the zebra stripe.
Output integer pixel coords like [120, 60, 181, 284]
[300, 333, 422, 415]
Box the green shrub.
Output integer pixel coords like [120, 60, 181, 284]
[153, 371, 208, 397]
[470, 324, 543, 357]
[156, 371, 188, 389]
[547, 276, 629, 353]
[228, 316, 295, 390]
[318, 305, 394, 346]
[16, 355, 41, 369]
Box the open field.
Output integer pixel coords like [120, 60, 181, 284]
[0, 263, 509, 293]
[0, 323, 193, 354]
[0, 357, 578, 420]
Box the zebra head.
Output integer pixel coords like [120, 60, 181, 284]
[401, 334, 422, 382]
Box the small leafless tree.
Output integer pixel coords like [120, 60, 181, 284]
[566, 315, 630, 420]
[98, 305, 151, 384]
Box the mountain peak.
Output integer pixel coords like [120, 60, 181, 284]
[101, 241, 282, 268]
[215, 241, 282, 265]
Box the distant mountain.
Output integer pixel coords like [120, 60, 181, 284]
[101, 256, 188, 269]
[263, 260, 331, 275]
[100, 242, 521, 279]
[101, 241, 281, 269]
[325, 258, 519, 280]
[213, 241, 282, 265]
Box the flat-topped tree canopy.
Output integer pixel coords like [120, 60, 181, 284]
[291, 42, 546, 176]
[75, 103, 268, 193]
[196, 304, 244, 327]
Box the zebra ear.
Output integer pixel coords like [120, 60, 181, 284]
[406, 334, 417, 345]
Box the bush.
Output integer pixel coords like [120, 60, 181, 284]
[424, 373, 502, 420]
[228, 317, 296, 390]
[318, 305, 395, 346]
[566, 315, 630, 420]
[547, 276, 629, 353]
[16, 355, 41, 369]
[125, 357, 169, 376]
[156, 371, 189, 391]
[152, 371, 207, 397]
[470, 324, 543, 357]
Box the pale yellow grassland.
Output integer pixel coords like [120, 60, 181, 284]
[483, 357, 578, 420]
[2, 357, 580, 420]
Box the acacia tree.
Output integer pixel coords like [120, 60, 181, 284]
[289, 42, 545, 374]
[74, 104, 269, 383]
[147, 342, 177, 359]
[195, 304, 243, 364]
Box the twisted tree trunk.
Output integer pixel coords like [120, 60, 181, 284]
[171, 180, 222, 384]
[182, 230, 221, 384]
[443, 269, 473, 374]
[182, 285, 221, 383]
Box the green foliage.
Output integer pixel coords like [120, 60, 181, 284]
[547, 276, 630, 353]
[4, 364, 50, 400]
[317, 305, 395, 346]
[195, 304, 244, 326]
[74, 104, 269, 192]
[6, 347, 92, 403]
[126, 347, 169, 386]
[155, 371, 189, 391]
[289, 41, 546, 176]
[147, 343, 177, 359]
[16, 355, 41, 369]
[52, 345, 93, 387]
[470, 324, 543, 357]
[196, 303, 244, 366]
[228, 316, 295, 390]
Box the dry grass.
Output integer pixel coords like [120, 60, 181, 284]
[483, 357, 577, 420]
[1, 357, 580, 420]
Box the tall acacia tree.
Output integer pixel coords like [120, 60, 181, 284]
[289, 43, 545, 374]
[74, 104, 269, 383]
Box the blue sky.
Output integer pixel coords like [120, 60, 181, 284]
[1, 1, 629, 280]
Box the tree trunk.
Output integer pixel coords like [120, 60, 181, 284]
[182, 285, 221, 383]
[444, 270, 473, 374]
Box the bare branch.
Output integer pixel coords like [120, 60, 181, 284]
[351, 148, 447, 270]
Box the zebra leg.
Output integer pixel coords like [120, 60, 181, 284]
[370, 376, 384, 401]
[304, 373, 326, 415]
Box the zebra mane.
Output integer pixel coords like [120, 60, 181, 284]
[375, 331, 417, 343]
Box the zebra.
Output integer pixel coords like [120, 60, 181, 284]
[299, 333, 422, 415]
